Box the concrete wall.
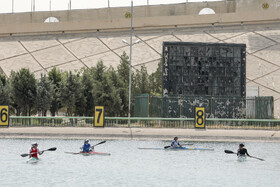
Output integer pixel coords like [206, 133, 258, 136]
[0, 1, 235, 24]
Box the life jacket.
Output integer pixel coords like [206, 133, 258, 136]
[82, 143, 91, 152]
[30, 147, 38, 158]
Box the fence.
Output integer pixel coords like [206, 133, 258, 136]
[8, 116, 280, 130]
[135, 95, 274, 119]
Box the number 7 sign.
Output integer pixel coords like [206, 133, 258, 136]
[94, 106, 104, 127]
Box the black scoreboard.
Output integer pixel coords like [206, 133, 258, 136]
[162, 42, 246, 97]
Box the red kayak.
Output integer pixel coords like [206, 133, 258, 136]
[65, 151, 111, 156]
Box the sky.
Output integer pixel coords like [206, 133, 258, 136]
[0, 0, 222, 13]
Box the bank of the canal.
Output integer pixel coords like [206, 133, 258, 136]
[0, 127, 279, 142]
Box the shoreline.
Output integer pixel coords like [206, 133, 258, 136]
[0, 127, 279, 142]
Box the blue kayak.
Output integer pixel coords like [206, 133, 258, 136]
[168, 147, 214, 151]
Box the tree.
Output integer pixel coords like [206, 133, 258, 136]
[0, 75, 10, 105]
[135, 65, 150, 94]
[74, 73, 86, 116]
[81, 68, 95, 116]
[117, 52, 130, 116]
[48, 67, 62, 116]
[93, 61, 119, 116]
[10, 68, 36, 116]
[36, 74, 53, 116]
[60, 71, 85, 116]
[108, 67, 123, 116]
[149, 60, 162, 95]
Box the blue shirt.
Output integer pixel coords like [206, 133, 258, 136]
[82, 143, 91, 152]
[171, 140, 181, 147]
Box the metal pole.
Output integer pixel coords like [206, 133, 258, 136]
[128, 1, 133, 127]
[108, 0, 110, 8]
[33, 0, 35, 12]
[12, 0, 14, 13]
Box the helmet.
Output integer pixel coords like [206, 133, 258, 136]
[32, 142, 38, 146]
[84, 139, 89, 142]
[239, 144, 244, 147]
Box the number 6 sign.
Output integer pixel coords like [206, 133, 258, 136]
[0, 106, 9, 127]
[94, 106, 104, 127]
[195, 107, 205, 129]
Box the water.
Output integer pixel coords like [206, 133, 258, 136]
[0, 139, 279, 187]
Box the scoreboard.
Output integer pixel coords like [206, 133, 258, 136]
[162, 42, 246, 97]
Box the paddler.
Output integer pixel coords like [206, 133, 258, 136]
[237, 144, 250, 157]
[81, 139, 93, 153]
[29, 142, 44, 158]
[171, 137, 182, 147]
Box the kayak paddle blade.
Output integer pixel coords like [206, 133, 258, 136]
[224, 150, 235, 154]
[95, 141, 106, 146]
[47, 147, 57, 151]
[164, 146, 171, 149]
[20, 153, 30, 157]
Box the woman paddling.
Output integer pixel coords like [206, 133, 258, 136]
[171, 137, 182, 148]
[81, 139, 93, 153]
[29, 142, 44, 159]
[237, 144, 250, 157]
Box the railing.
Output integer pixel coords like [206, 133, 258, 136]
[9, 116, 280, 130]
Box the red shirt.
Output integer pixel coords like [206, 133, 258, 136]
[29, 147, 39, 158]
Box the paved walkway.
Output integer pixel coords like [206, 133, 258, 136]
[0, 127, 279, 142]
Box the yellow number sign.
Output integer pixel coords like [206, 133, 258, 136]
[125, 12, 131, 18]
[0, 106, 9, 127]
[195, 107, 205, 128]
[94, 106, 104, 127]
[262, 3, 269, 9]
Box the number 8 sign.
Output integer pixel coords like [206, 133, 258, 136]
[94, 106, 104, 127]
[0, 106, 9, 127]
[195, 107, 205, 129]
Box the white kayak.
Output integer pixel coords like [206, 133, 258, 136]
[27, 157, 39, 164]
[237, 155, 246, 162]
[138, 147, 214, 151]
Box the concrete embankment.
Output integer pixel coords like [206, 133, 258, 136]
[0, 127, 279, 142]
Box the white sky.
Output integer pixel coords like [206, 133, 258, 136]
[0, 0, 222, 13]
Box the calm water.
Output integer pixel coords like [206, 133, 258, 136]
[0, 139, 279, 187]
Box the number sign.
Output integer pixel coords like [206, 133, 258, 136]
[195, 107, 205, 129]
[94, 106, 104, 127]
[0, 106, 9, 127]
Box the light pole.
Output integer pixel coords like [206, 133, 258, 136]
[121, 38, 140, 127]
[121, 1, 142, 128]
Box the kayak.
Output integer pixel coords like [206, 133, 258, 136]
[65, 151, 111, 156]
[169, 147, 214, 151]
[138, 147, 214, 151]
[237, 155, 246, 162]
[27, 157, 39, 164]
[80, 151, 111, 156]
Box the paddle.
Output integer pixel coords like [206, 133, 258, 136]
[164, 143, 193, 149]
[224, 150, 264, 161]
[91, 141, 106, 148]
[21, 147, 57, 157]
